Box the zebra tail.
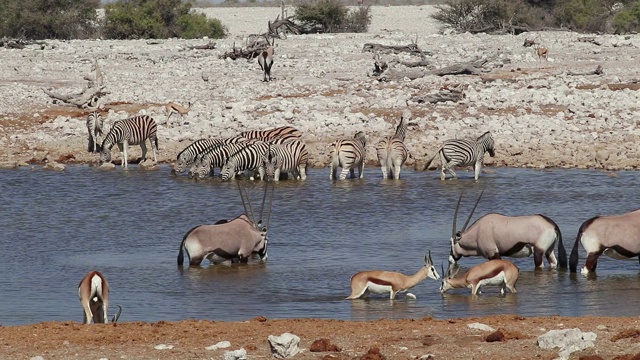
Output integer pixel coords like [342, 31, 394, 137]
[155, 136, 159, 151]
[330, 146, 340, 178]
[87, 136, 94, 153]
[423, 148, 441, 171]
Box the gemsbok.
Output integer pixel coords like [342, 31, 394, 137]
[177, 180, 275, 266]
[258, 38, 274, 82]
[449, 191, 567, 269]
[346, 251, 440, 300]
[440, 259, 519, 295]
[166, 101, 193, 124]
[78, 270, 122, 324]
[569, 209, 640, 274]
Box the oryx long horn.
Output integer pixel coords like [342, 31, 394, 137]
[237, 181, 251, 221]
[461, 189, 484, 232]
[244, 182, 257, 225]
[111, 305, 122, 324]
[264, 181, 276, 230]
[259, 181, 268, 224]
[452, 191, 464, 238]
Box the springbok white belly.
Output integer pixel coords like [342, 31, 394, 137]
[366, 282, 393, 295]
[476, 271, 506, 288]
[604, 248, 635, 260]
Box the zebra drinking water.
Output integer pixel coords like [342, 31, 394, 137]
[86, 111, 104, 153]
[259, 139, 309, 181]
[189, 141, 257, 179]
[376, 110, 410, 180]
[172, 137, 247, 176]
[424, 131, 495, 181]
[241, 125, 302, 142]
[330, 131, 367, 180]
[100, 115, 159, 169]
[220, 141, 272, 181]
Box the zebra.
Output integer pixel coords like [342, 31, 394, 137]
[220, 141, 272, 181]
[259, 139, 309, 181]
[423, 131, 495, 181]
[86, 111, 104, 153]
[329, 131, 367, 180]
[172, 137, 247, 176]
[241, 125, 302, 142]
[189, 141, 256, 179]
[376, 110, 410, 180]
[100, 115, 159, 169]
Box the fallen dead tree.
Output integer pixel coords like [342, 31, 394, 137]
[186, 41, 217, 50]
[376, 57, 493, 82]
[42, 60, 107, 109]
[566, 65, 604, 76]
[0, 37, 47, 49]
[408, 89, 465, 104]
[219, 38, 271, 60]
[362, 42, 432, 57]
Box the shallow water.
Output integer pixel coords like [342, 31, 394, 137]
[0, 165, 638, 325]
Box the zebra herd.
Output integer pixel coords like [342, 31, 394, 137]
[87, 110, 497, 181]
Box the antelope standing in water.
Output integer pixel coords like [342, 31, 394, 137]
[440, 259, 519, 295]
[78, 271, 121, 324]
[449, 191, 566, 269]
[346, 252, 439, 300]
[570, 209, 640, 274]
[178, 180, 275, 266]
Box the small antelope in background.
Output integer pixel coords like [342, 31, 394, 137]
[165, 101, 193, 124]
[346, 251, 440, 300]
[78, 271, 122, 324]
[535, 44, 548, 61]
[440, 259, 519, 295]
[258, 38, 274, 82]
[570, 208, 640, 274]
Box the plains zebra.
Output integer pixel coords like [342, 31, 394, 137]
[376, 110, 410, 179]
[86, 111, 104, 153]
[330, 131, 367, 180]
[424, 131, 495, 181]
[220, 141, 272, 181]
[172, 137, 247, 176]
[241, 125, 302, 142]
[189, 141, 256, 179]
[100, 115, 159, 169]
[260, 139, 309, 181]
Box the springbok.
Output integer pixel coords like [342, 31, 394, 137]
[258, 38, 274, 82]
[78, 271, 122, 324]
[440, 259, 519, 295]
[166, 101, 193, 124]
[535, 44, 549, 61]
[569, 209, 640, 274]
[346, 251, 440, 300]
[177, 180, 275, 266]
[449, 191, 567, 269]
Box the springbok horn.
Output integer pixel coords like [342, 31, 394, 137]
[111, 305, 122, 323]
[428, 250, 433, 265]
[461, 189, 485, 232]
[452, 191, 464, 239]
[441, 262, 447, 279]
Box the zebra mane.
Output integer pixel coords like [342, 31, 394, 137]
[478, 131, 492, 140]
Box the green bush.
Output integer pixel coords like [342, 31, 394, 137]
[553, 0, 609, 32]
[431, 0, 518, 33]
[0, 0, 100, 40]
[613, 2, 640, 33]
[103, 0, 227, 39]
[295, 0, 371, 33]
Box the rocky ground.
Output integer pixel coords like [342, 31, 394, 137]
[1, 6, 640, 172]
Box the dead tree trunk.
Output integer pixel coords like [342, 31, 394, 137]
[362, 42, 432, 57]
[42, 60, 107, 109]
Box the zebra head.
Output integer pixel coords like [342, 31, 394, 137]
[221, 160, 237, 181]
[261, 145, 279, 182]
[99, 147, 112, 164]
[479, 131, 495, 157]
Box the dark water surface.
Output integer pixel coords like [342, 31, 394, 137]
[0, 166, 638, 325]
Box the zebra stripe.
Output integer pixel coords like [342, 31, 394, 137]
[173, 137, 247, 175]
[261, 139, 309, 181]
[100, 115, 159, 169]
[241, 126, 302, 142]
[190, 141, 257, 179]
[220, 141, 272, 181]
[424, 131, 495, 180]
[86, 111, 104, 153]
[376, 111, 410, 180]
[330, 131, 367, 180]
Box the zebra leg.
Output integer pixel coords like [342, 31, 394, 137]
[340, 167, 350, 180]
[140, 141, 148, 162]
[273, 168, 281, 182]
[349, 167, 355, 179]
[438, 151, 448, 180]
[474, 161, 482, 180]
[443, 162, 458, 179]
[299, 164, 307, 180]
[121, 141, 129, 169]
[358, 161, 365, 179]
[392, 159, 401, 180]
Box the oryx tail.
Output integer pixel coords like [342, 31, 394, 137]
[177, 225, 200, 266]
[569, 216, 598, 272]
[539, 213, 567, 268]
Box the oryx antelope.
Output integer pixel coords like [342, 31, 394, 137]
[178, 180, 275, 266]
[100, 115, 158, 169]
[449, 191, 567, 269]
[172, 137, 247, 176]
[570, 209, 640, 274]
[376, 110, 410, 179]
[241, 125, 302, 142]
[86, 111, 104, 153]
[257, 38, 274, 82]
[424, 131, 495, 181]
[78, 271, 122, 324]
[166, 101, 193, 124]
[330, 131, 367, 180]
[346, 252, 439, 300]
[440, 259, 519, 295]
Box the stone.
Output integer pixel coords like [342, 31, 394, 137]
[206, 341, 231, 350]
[99, 162, 116, 170]
[310, 338, 341, 352]
[538, 328, 596, 360]
[486, 330, 505, 342]
[268, 333, 300, 359]
[139, 159, 159, 170]
[467, 322, 496, 332]
[154, 344, 174, 350]
[43, 161, 65, 171]
[223, 348, 247, 360]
